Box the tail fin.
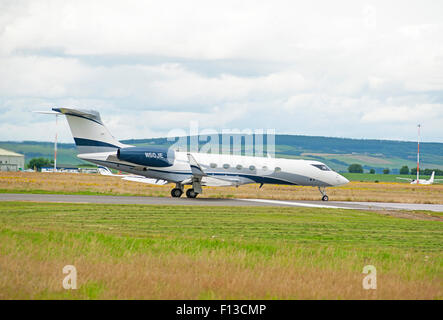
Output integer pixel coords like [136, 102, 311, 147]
[430, 171, 435, 183]
[53, 108, 130, 154]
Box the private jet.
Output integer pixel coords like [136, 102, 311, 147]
[50, 108, 349, 200]
[396, 171, 442, 185]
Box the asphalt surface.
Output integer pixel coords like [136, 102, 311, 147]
[1, 193, 443, 212]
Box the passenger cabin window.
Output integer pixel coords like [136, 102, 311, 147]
[223, 164, 230, 169]
[236, 164, 243, 170]
[249, 165, 256, 171]
[262, 166, 268, 171]
[311, 164, 331, 171]
[210, 163, 217, 168]
[275, 167, 281, 173]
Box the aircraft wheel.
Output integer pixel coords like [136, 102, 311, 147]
[186, 188, 198, 198]
[171, 188, 183, 198]
[322, 195, 329, 201]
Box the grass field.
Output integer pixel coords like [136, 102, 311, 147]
[0, 201, 441, 299]
[1, 172, 443, 204]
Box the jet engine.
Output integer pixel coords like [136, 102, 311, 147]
[117, 147, 175, 167]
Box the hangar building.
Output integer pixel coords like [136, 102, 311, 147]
[0, 148, 25, 171]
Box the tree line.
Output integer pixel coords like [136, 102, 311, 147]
[348, 164, 443, 175]
[398, 166, 442, 175]
[27, 158, 54, 171]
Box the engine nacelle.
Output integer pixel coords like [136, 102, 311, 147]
[117, 147, 175, 167]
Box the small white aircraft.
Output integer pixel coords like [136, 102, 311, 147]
[97, 166, 168, 185]
[396, 171, 442, 185]
[397, 124, 443, 185]
[50, 108, 349, 200]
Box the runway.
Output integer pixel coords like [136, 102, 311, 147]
[1, 193, 442, 212]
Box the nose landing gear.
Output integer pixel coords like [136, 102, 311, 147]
[318, 186, 329, 201]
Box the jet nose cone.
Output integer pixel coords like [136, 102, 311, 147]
[335, 174, 349, 186]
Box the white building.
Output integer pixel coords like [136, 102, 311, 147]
[0, 148, 25, 172]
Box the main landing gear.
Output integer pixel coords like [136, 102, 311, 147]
[171, 183, 183, 198]
[318, 186, 329, 201]
[186, 189, 198, 198]
[171, 188, 183, 198]
[170, 184, 199, 198]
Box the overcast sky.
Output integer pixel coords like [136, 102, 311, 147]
[0, 0, 442, 143]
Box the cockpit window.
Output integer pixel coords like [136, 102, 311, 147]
[311, 164, 331, 171]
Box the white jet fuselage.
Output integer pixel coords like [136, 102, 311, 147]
[79, 150, 349, 187]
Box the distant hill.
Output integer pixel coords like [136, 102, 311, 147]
[1, 134, 442, 173]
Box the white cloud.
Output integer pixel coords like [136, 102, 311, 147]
[0, 0, 443, 142]
[361, 104, 443, 124]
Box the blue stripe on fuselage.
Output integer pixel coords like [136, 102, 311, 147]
[74, 137, 120, 148]
[93, 159, 298, 185]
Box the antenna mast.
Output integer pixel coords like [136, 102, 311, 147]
[417, 124, 421, 182]
[54, 113, 58, 172]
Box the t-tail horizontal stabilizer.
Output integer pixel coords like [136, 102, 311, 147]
[52, 107, 131, 154]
